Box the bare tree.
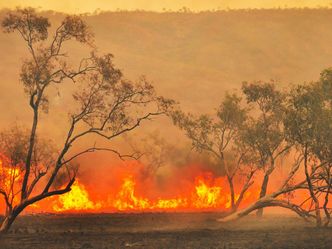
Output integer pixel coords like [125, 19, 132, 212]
[0, 8, 172, 233]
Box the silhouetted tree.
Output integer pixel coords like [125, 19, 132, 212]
[284, 69, 332, 227]
[241, 81, 291, 217]
[220, 70, 332, 227]
[0, 8, 172, 233]
[171, 93, 257, 213]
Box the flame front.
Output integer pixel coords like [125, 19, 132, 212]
[51, 173, 236, 212]
[0, 152, 254, 213]
[193, 177, 224, 208]
[53, 181, 101, 212]
[113, 176, 150, 211]
[101, 174, 232, 212]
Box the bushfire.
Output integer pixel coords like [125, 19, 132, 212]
[49, 173, 244, 212]
[0, 154, 255, 213]
[53, 181, 102, 212]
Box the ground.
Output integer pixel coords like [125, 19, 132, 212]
[0, 213, 331, 249]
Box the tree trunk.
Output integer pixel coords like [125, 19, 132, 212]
[233, 171, 255, 212]
[22, 106, 39, 200]
[226, 175, 236, 212]
[303, 145, 322, 227]
[0, 213, 17, 234]
[219, 196, 313, 223]
[256, 173, 269, 217]
[323, 192, 331, 227]
[323, 167, 331, 227]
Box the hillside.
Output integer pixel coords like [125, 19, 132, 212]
[1, 9, 332, 133]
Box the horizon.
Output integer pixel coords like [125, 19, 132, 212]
[0, 0, 332, 14]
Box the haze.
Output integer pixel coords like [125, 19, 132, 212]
[0, 6, 332, 247]
[1, 0, 332, 13]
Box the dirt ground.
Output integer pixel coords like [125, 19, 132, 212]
[0, 212, 331, 249]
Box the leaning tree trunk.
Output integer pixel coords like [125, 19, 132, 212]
[323, 190, 331, 227]
[256, 173, 269, 217]
[219, 196, 313, 223]
[226, 175, 236, 213]
[257, 158, 275, 218]
[222, 196, 270, 222]
[303, 146, 322, 227]
[0, 212, 18, 234]
[323, 168, 331, 227]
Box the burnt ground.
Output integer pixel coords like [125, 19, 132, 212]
[0, 213, 331, 249]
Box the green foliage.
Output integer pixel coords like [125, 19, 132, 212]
[2, 8, 94, 111]
[285, 73, 332, 163]
[240, 81, 287, 168]
[216, 93, 247, 131]
[171, 92, 247, 157]
[242, 81, 283, 114]
[2, 8, 50, 42]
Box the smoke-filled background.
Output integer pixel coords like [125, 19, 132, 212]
[1, 5, 332, 210]
[1, 0, 332, 12]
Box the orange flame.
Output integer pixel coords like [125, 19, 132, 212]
[113, 175, 150, 211]
[50, 173, 251, 212]
[104, 173, 232, 212]
[193, 176, 224, 208]
[53, 181, 101, 212]
[0, 152, 256, 213]
[0, 154, 23, 207]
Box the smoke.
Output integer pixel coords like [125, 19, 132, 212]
[65, 130, 230, 205]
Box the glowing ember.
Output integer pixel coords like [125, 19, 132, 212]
[53, 181, 101, 212]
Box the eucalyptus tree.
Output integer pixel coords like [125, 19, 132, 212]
[241, 81, 291, 217]
[220, 70, 332, 227]
[0, 8, 172, 233]
[284, 69, 332, 227]
[172, 93, 257, 212]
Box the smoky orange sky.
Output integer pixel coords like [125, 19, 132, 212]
[0, 3, 332, 214]
[0, 0, 331, 13]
